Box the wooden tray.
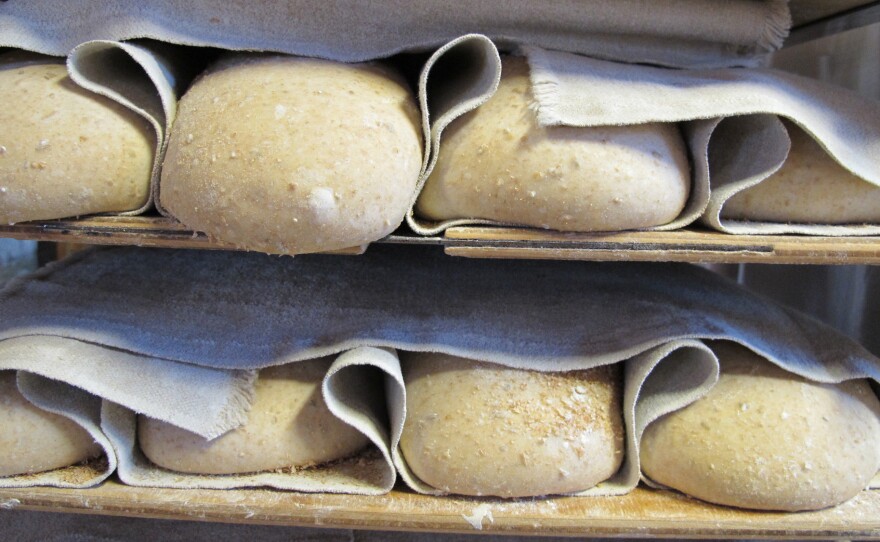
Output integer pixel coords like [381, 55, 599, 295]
[2, 481, 879, 538]
[4, 217, 880, 265]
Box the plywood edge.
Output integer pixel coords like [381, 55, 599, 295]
[1, 482, 879, 538]
[0, 217, 365, 255]
[443, 227, 880, 265]
[4, 218, 880, 264]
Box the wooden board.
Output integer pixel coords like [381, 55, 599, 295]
[5, 218, 880, 265]
[1, 481, 880, 538]
[444, 226, 880, 265]
[0, 216, 366, 255]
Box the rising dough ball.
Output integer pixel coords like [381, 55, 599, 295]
[400, 352, 624, 497]
[138, 359, 369, 474]
[161, 54, 422, 255]
[722, 120, 880, 224]
[416, 56, 690, 232]
[0, 53, 154, 224]
[640, 341, 880, 511]
[0, 372, 101, 477]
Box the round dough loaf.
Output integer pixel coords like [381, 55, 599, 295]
[138, 358, 369, 474]
[416, 56, 690, 232]
[0, 372, 101, 477]
[400, 352, 624, 497]
[160, 54, 422, 255]
[640, 341, 880, 511]
[0, 53, 154, 224]
[722, 119, 880, 224]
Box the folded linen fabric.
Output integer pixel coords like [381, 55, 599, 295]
[412, 55, 692, 233]
[0, 332, 254, 440]
[0, 51, 154, 222]
[0, 1, 790, 69]
[1, 244, 878, 495]
[108, 347, 402, 494]
[0, 40, 188, 220]
[640, 341, 880, 511]
[520, 47, 880, 235]
[0, 372, 115, 488]
[66, 40, 202, 216]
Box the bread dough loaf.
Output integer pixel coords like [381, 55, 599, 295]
[161, 54, 422, 255]
[416, 56, 690, 232]
[722, 119, 880, 224]
[0, 53, 154, 224]
[400, 352, 624, 497]
[138, 358, 369, 474]
[640, 341, 880, 511]
[0, 372, 101, 477]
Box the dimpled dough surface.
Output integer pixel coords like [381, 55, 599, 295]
[723, 120, 880, 224]
[400, 352, 624, 498]
[160, 54, 422, 255]
[416, 56, 690, 232]
[640, 342, 880, 511]
[0, 54, 154, 224]
[0, 372, 101, 477]
[138, 359, 369, 475]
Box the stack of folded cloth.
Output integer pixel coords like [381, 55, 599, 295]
[0, 244, 878, 512]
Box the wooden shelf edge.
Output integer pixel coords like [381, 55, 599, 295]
[443, 227, 880, 265]
[4, 218, 880, 264]
[0, 217, 365, 255]
[1, 482, 879, 538]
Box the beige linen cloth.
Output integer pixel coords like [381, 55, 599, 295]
[106, 347, 401, 494]
[0, 40, 184, 217]
[64, 40, 195, 216]
[0, 258, 398, 493]
[0, 371, 115, 488]
[0, 1, 789, 69]
[394, 39, 880, 236]
[518, 47, 880, 236]
[2, 244, 879, 495]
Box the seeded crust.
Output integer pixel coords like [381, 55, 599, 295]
[0, 372, 101, 477]
[641, 341, 880, 511]
[0, 53, 153, 224]
[416, 55, 690, 232]
[723, 119, 880, 224]
[400, 352, 624, 498]
[160, 54, 422, 255]
[138, 358, 370, 475]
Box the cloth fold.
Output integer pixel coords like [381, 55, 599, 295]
[0, 336, 255, 440]
[66, 40, 193, 216]
[405, 35, 502, 235]
[109, 347, 399, 495]
[2, 245, 876, 379]
[0, 372, 115, 488]
[523, 47, 880, 235]
[0, 1, 790, 69]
